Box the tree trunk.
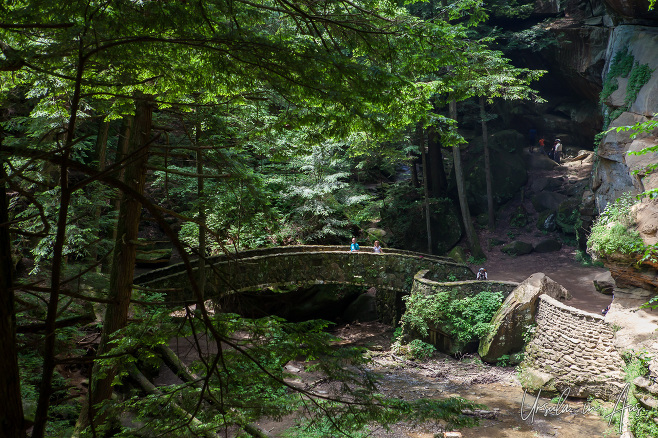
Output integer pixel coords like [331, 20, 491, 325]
[427, 126, 447, 198]
[480, 96, 495, 229]
[32, 42, 86, 438]
[410, 157, 419, 188]
[196, 124, 206, 299]
[418, 125, 432, 254]
[76, 94, 153, 433]
[450, 100, 485, 260]
[91, 120, 110, 266]
[0, 161, 26, 438]
[110, 118, 132, 247]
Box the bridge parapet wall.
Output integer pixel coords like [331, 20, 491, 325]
[133, 245, 456, 285]
[135, 248, 473, 317]
[520, 295, 626, 400]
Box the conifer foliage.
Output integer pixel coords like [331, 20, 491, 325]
[1, 1, 539, 436]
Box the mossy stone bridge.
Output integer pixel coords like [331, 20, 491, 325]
[133, 245, 474, 319]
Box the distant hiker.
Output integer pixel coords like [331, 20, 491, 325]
[529, 128, 537, 148]
[373, 241, 382, 253]
[350, 237, 360, 252]
[553, 139, 563, 164]
[602, 304, 611, 316]
[538, 138, 546, 154]
[476, 268, 488, 280]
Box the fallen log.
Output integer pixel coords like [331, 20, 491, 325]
[156, 344, 272, 438]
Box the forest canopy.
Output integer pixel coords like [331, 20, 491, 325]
[0, 1, 541, 437]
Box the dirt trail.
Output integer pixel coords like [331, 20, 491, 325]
[468, 151, 612, 315]
[474, 236, 611, 314]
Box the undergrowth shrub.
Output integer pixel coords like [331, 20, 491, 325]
[400, 288, 504, 345]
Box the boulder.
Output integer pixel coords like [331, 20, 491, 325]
[524, 153, 559, 171]
[509, 205, 529, 228]
[534, 239, 562, 253]
[343, 293, 378, 323]
[593, 271, 616, 295]
[530, 176, 548, 193]
[479, 273, 571, 363]
[447, 246, 468, 264]
[501, 241, 534, 256]
[531, 191, 568, 212]
[536, 211, 557, 232]
[556, 199, 581, 234]
[366, 227, 387, 241]
[462, 146, 528, 214]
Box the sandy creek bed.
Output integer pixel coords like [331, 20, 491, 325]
[155, 321, 616, 438]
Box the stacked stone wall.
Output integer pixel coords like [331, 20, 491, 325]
[135, 247, 473, 324]
[521, 295, 626, 400]
[411, 269, 519, 298]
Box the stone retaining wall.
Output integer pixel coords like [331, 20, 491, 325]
[404, 270, 520, 353]
[521, 295, 626, 400]
[410, 269, 520, 298]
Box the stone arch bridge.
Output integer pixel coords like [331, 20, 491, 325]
[134, 245, 474, 322]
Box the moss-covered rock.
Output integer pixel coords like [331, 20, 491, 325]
[454, 133, 528, 215]
[556, 199, 581, 234]
[536, 211, 557, 232]
[510, 205, 529, 228]
[531, 191, 568, 213]
[534, 239, 562, 253]
[380, 183, 462, 254]
[501, 241, 533, 256]
[448, 246, 468, 264]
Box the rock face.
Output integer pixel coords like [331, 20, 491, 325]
[479, 273, 571, 363]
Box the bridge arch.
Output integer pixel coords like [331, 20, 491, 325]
[134, 245, 474, 322]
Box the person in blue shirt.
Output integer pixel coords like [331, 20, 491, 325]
[373, 241, 382, 253]
[350, 237, 360, 252]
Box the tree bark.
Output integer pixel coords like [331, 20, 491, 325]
[76, 94, 153, 433]
[480, 96, 495, 229]
[196, 123, 206, 299]
[32, 38, 86, 438]
[418, 125, 432, 254]
[0, 161, 26, 438]
[91, 120, 110, 266]
[410, 157, 419, 188]
[450, 100, 485, 260]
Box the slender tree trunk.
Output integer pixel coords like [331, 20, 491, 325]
[32, 38, 86, 438]
[111, 118, 132, 246]
[480, 96, 495, 229]
[76, 94, 153, 433]
[0, 159, 26, 438]
[91, 121, 110, 266]
[418, 125, 432, 254]
[196, 123, 206, 298]
[410, 157, 419, 188]
[427, 126, 447, 197]
[450, 100, 485, 260]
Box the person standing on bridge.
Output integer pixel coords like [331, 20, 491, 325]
[350, 237, 360, 252]
[373, 241, 382, 253]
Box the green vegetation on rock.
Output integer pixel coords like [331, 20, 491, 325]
[587, 194, 644, 259]
[400, 288, 504, 348]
